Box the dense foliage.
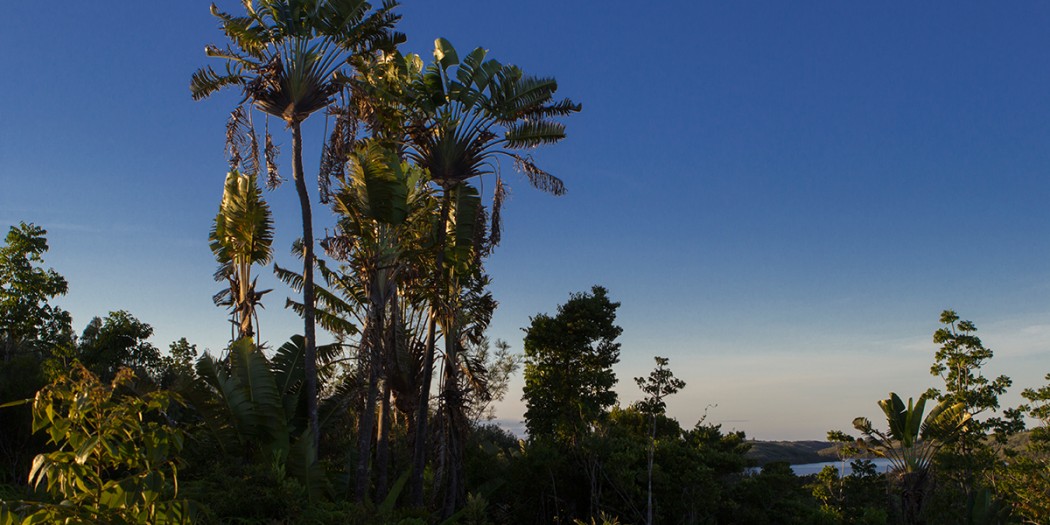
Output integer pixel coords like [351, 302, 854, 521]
[1, 2, 1048, 524]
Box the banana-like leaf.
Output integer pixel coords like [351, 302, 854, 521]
[194, 352, 255, 448]
[349, 141, 409, 225]
[190, 65, 247, 101]
[378, 469, 411, 515]
[879, 393, 910, 446]
[231, 339, 289, 453]
[275, 262, 362, 336]
[456, 47, 489, 90]
[434, 37, 459, 70]
[270, 334, 346, 422]
[921, 400, 970, 442]
[211, 171, 274, 267]
[905, 396, 927, 446]
[448, 184, 482, 269]
[286, 428, 329, 500]
[191, 341, 290, 458]
[272, 335, 307, 394]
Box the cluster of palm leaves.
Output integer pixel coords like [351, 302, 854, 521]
[209, 162, 274, 343]
[193, 0, 405, 452]
[192, 0, 578, 516]
[187, 337, 344, 498]
[852, 393, 971, 524]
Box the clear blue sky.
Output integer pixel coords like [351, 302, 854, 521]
[2, 2, 1049, 440]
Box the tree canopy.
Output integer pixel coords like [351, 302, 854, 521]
[522, 285, 622, 440]
[0, 223, 71, 360]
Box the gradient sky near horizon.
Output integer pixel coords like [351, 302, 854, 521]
[2, 2, 1050, 440]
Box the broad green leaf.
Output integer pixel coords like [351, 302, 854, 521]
[434, 37, 459, 70]
[74, 435, 99, 465]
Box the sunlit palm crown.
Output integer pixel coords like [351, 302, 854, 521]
[402, 39, 581, 192]
[210, 170, 275, 273]
[190, 0, 404, 123]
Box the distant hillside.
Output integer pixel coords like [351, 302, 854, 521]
[746, 431, 1038, 467]
[746, 440, 839, 465]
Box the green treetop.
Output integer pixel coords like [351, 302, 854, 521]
[0, 223, 71, 360]
[522, 286, 622, 441]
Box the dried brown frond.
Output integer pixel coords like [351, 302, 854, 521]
[513, 154, 566, 196]
[320, 231, 353, 261]
[225, 108, 243, 171]
[319, 106, 357, 203]
[264, 118, 282, 189]
[225, 106, 262, 176]
[244, 55, 284, 109]
[489, 176, 506, 248]
[460, 351, 493, 402]
[246, 110, 260, 176]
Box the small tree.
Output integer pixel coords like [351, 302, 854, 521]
[925, 310, 1022, 508]
[210, 166, 274, 344]
[77, 311, 162, 383]
[634, 356, 685, 525]
[522, 286, 621, 519]
[0, 366, 190, 524]
[0, 223, 71, 361]
[0, 223, 73, 483]
[827, 430, 860, 478]
[523, 286, 622, 442]
[996, 373, 1050, 523]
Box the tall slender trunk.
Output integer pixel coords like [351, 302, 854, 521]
[290, 121, 319, 450]
[237, 260, 254, 340]
[376, 380, 392, 501]
[440, 393, 465, 519]
[647, 413, 655, 525]
[410, 192, 451, 507]
[410, 310, 437, 506]
[356, 307, 383, 502]
[440, 293, 465, 518]
[376, 290, 397, 501]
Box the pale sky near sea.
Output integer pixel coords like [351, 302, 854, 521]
[2, 2, 1049, 440]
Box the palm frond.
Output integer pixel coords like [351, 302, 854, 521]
[514, 98, 582, 120]
[286, 428, 328, 498]
[190, 65, 247, 101]
[210, 4, 270, 58]
[503, 120, 567, 149]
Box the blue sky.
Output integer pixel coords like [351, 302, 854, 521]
[2, 2, 1049, 440]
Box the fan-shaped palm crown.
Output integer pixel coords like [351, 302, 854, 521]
[403, 39, 580, 191]
[191, 0, 404, 123]
[853, 392, 970, 474]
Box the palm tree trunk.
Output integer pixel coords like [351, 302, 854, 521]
[376, 380, 392, 501]
[3, 335, 13, 363]
[410, 191, 451, 507]
[440, 372, 465, 518]
[290, 121, 319, 450]
[376, 285, 396, 501]
[647, 414, 655, 525]
[356, 306, 383, 502]
[410, 309, 437, 506]
[440, 304, 466, 517]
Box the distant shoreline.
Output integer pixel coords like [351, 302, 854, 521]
[746, 440, 858, 466]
